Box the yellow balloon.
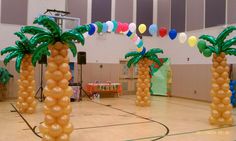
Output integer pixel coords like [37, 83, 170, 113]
[137, 47, 143, 52]
[188, 36, 197, 47]
[138, 24, 147, 34]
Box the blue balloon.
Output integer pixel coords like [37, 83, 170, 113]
[169, 29, 177, 40]
[102, 23, 108, 33]
[88, 24, 95, 35]
[230, 80, 236, 106]
[148, 24, 157, 36]
[140, 47, 146, 55]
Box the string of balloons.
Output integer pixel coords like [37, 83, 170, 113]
[82, 21, 198, 49]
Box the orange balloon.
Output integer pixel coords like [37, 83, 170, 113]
[58, 96, 70, 107]
[222, 97, 230, 105]
[51, 106, 63, 117]
[48, 63, 58, 72]
[51, 87, 64, 99]
[26, 96, 34, 103]
[27, 107, 35, 114]
[49, 124, 63, 137]
[217, 103, 226, 112]
[63, 123, 73, 134]
[58, 79, 69, 89]
[64, 72, 72, 81]
[53, 71, 63, 81]
[223, 111, 231, 119]
[216, 66, 224, 74]
[46, 79, 57, 89]
[211, 110, 220, 118]
[63, 105, 72, 115]
[64, 87, 73, 97]
[57, 133, 69, 141]
[45, 96, 56, 107]
[212, 97, 220, 104]
[51, 49, 59, 57]
[42, 134, 54, 141]
[216, 77, 225, 84]
[60, 49, 68, 57]
[45, 114, 56, 125]
[54, 55, 64, 65]
[39, 122, 49, 134]
[54, 42, 63, 50]
[59, 63, 69, 73]
[58, 115, 69, 126]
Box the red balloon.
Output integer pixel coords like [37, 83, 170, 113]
[122, 23, 129, 32]
[116, 22, 123, 33]
[159, 27, 167, 37]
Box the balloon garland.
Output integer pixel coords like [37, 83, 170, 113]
[83, 21, 199, 49]
[230, 80, 236, 107]
[84, 21, 147, 54]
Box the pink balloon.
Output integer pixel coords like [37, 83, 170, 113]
[132, 35, 138, 42]
[116, 22, 123, 33]
[122, 23, 129, 32]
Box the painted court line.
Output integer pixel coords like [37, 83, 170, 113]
[127, 125, 236, 141]
[73, 121, 153, 130]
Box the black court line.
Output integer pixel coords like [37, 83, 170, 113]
[10, 103, 42, 138]
[89, 100, 170, 141]
[74, 121, 153, 130]
[128, 124, 236, 141]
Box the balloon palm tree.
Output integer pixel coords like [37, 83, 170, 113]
[1, 32, 37, 114]
[21, 15, 89, 140]
[125, 48, 163, 106]
[197, 26, 236, 126]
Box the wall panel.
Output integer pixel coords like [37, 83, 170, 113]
[92, 0, 111, 23]
[1, 0, 28, 25]
[67, 0, 87, 25]
[171, 0, 186, 32]
[205, 0, 226, 28]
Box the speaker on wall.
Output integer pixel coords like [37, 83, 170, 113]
[38, 54, 47, 64]
[77, 52, 86, 64]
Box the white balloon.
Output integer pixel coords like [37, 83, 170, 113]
[83, 32, 89, 38]
[106, 21, 114, 32]
[129, 23, 136, 32]
[178, 32, 187, 43]
[135, 37, 141, 45]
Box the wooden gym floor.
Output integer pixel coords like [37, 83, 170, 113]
[0, 95, 236, 141]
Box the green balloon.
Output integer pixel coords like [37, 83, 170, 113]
[197, 40, 206, 53]
[203, 49, 212, 57]
[95, 21, 103, 33]
[112, 20, 118, 32]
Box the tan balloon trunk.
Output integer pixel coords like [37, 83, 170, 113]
[209, 53, 233, 126]
[16, 54, 37, 114]
[136, 58, 151, 107]
[39, 42, 73, 141]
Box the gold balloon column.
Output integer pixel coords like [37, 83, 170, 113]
[39, 42, 73, 141]
[125, 48, 164, 107]
[136, 58, 152, 107]
[16, 54, 37, 114]
[209, 53, 233, 126]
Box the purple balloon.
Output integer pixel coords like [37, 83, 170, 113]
[169, 29, 177, 40]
